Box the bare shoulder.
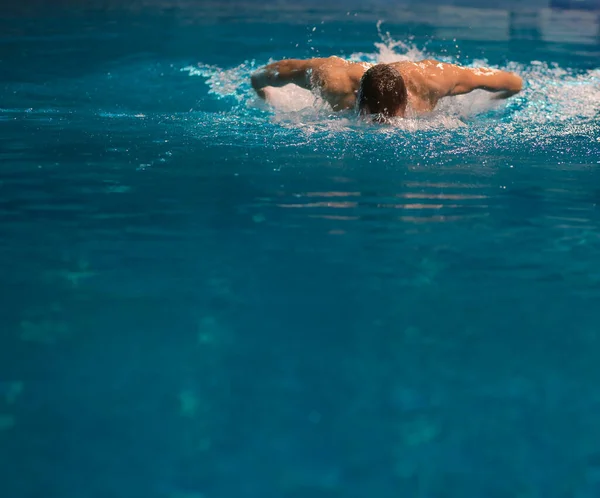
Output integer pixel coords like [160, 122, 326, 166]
[307, 57, 364, 110]
[311, 57, 364, 87]
[419, 60, 467, 74]
[389, 60, 451, 82]
[419, 59, 448, 67]
[310, 56, 349, 69]
[391, 59, 448, 69]
[311, 56, 363, 75]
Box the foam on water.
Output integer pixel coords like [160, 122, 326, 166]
[184, 63, 250, 103]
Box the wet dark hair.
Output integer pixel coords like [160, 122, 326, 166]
[357, 64, 408, 121]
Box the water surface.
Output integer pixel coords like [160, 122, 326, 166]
[1, 3, 600, 498]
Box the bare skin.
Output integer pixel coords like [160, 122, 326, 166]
[251, 56, 523, 116]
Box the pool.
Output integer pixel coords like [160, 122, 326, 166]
[1, 1, 600, 497]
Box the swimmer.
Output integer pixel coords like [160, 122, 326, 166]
[251, 56, 523, 120]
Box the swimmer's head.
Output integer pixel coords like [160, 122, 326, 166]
[356, 64, 407, 122]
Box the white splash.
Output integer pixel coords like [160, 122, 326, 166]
[349, 20, 427, 63]
[260, 85, 318, 113]
[181, 63, 250, 102]
[184, 23, 600, 142]
[513, 64, 600, 123]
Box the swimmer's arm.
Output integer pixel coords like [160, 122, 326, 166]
[448, 67, 523, 99]
[251, 59, 317, 98]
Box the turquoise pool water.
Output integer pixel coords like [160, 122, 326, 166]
[1, 2, 600, 497]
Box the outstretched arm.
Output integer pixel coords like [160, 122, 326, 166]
[251, 59, 317, 99]
[449, 66, 523, 99]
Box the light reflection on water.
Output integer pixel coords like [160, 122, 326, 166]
[276, 187, 491, 225]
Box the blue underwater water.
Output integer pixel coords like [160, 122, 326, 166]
[1, 2, 600, 497]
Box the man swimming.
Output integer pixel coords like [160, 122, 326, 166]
[251, 56, 523, 120]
